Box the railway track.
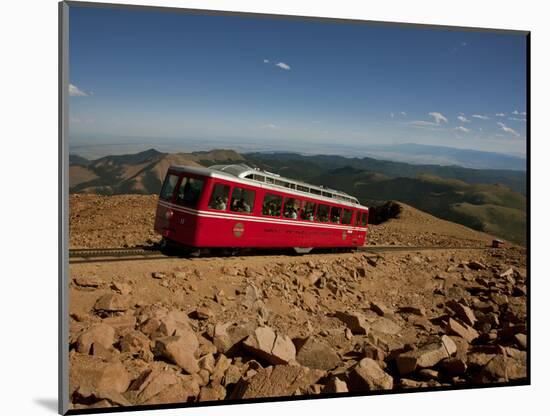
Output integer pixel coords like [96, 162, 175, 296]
[68, 244, 490, 263]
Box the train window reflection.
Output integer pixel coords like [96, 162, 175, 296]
[175, 177, 204, 207]
[159, 174, 179, 201]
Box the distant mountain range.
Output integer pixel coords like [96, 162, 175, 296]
[357, 143, 526, 171]
[69, 148, 527, 245]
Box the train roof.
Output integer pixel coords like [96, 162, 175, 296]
[168, 163, 367, 209]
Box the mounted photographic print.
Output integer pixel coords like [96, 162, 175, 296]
[59, 1, 529, 414]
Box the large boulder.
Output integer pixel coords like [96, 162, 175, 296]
[395, 336, 457, 376]
[335, 311, 369, 335]
[348, 358, 393, 391]
[76, 323, 115, 354]
[295, 337, 341, 371]
[213, 321, 256, 355]
[243, 327, 296, 365]
[128, 366, 199, 404]
[153, 336, 199, 374]
[230, 365, 325, 399]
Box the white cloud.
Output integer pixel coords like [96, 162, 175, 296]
[472, 114, 489, 120]
[263, 59, 269, 63]
[428, 112, 448, 124]
[411, 120, 437, 127]
[461, 41, 467, 47]
[69, 83, 89, 97]
[508, 117, 527, 122]
[495, 113, 505, 117]
[275, 62, 291, 70]
[400, 111, 407, 116]
[263, 123, 278, 129]
[511, 110, 527, 116]
[497, 122, 520, 137]
[455, 126, 470, 133]
[457, 115, 470, 123]
[390, 112, 394, 118]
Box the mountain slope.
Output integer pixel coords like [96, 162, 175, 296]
[69, 149, 243, 194]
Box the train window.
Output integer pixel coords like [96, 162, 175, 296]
[159, 173, 179, 201]
[262, 193, 282, 217]
[355, 211, 361, 226]
[208, 184, 230, 211]
[283, 197, 302, 219]
[361, 212, 368, 227]
[230, 187, 255, 213]
[175, 177, 205, 207]
[301, 201, 316, 221]
[342, 209, 352, 225]
[297, 185, 309, 193]
[317, 204, 329, 222]
[330, 206, 342, 223]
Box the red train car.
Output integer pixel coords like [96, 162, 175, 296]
[154, 164, 369, 254]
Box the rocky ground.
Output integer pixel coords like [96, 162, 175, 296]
[67, 195, 527, 410]
[69, 194, 161, 249]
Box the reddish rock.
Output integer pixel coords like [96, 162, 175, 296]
[514, 333, 527, 350]
[72, 385, 131, 407]
[71, 357, 131, 394]
[370, 317, 401, 335]
[447, 318, 479, 343]
[439, 357, 468, 376]
[322, 377, 349, 393]
[198, 383, 226, 401]
[76, 323, 115, 354]
[213, 321, 256, 355]
[371, 301, 391, 317]
[295, 337, 341, 371]
[468, 261, 486, 271]
[398, 306, 426, 316]
[349, 358, 393, 391]
[120, 331, 153, 362]
[153, 336, 199, 374]
[93, 294, 130, 313]
[335, 311, 369, 335]
[446, 300, 476, 327]
[230, 365, 324, 399]
[193, 307, 214, 320]
[396, 337, 456, 376]
[74, 276, 101, 288]
[243, 327, 296, 365]
[129, 367, 199, 404]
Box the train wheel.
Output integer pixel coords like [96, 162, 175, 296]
[189, 248, 202, 257]
[293, 247, 313, 255]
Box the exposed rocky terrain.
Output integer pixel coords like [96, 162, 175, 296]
[68, 196, 527, 410]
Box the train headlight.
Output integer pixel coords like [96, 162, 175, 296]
[165, 209, 174, 220]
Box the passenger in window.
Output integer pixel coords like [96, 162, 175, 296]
[213, 196, 226, 210]
[240, 198, 251, 213]
[288, 208, 297, 219]
[306, 211, 314, 221]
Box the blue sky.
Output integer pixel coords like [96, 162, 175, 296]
[69, 6, 528, 156]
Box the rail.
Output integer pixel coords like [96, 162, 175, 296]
[68, 244, 491, 264]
